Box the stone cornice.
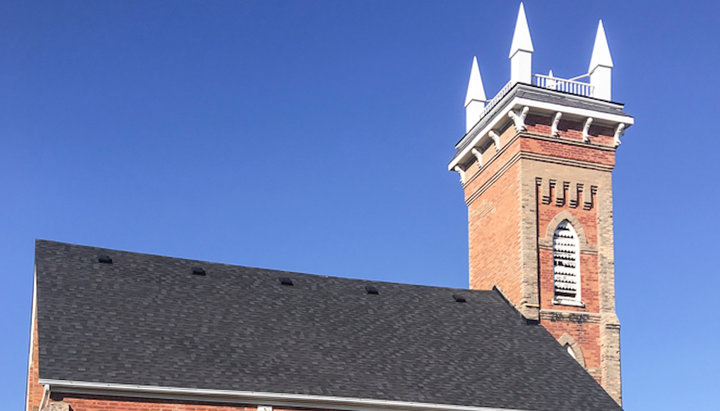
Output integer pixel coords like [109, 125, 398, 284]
[449, 84, 633, 171]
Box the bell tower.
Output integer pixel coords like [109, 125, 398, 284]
[450, 4, 633, 405]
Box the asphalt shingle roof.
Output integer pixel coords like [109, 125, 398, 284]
[35, 240, 622, 411]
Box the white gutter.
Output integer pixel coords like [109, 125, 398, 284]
[37, 384, 50, 411]
[39, 379, 526, 411]
[513, 97, 635, 125]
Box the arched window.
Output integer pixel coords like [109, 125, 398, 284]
[564, 343, 576, 359]
[552, 220, 582, 305]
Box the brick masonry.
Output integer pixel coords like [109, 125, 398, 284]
[463, 111, 622, 405]
[42, 394, 329, 411]
[27, 311, 44, 411]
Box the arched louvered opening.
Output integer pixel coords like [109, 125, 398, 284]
[565, 343, 577, 360]
[552, 220, 582, 305]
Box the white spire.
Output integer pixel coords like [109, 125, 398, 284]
[509, 3, 533, 85]
[465, 57, 486, 132]
[465, 56, 486, 106]
[509, 3, 534, 59]
[589, 20, 613, 100]
[589, 20, 613, 73]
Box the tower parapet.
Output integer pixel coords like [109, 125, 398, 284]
[450, 3, 633, 405]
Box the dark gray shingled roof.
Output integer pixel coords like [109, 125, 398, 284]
[35, 240, 621, 411]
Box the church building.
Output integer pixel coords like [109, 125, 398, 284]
[26, 4, 633, 411]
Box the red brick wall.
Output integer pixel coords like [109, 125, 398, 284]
[541, 319, 603, 381]
[536, 181, 600, 312]
[519, 136, 615, 167]
[50, 394, 258, 411]
[536, 183, 604, 384]
[464, 112, 617, 388]
[467, 155, 523, 304]
[26, 313, 44, 411]
[538, 249, 600, 313]
[525, 113, 616, 147]
[47, 393, 332, 411]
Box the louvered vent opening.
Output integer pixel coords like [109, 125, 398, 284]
[553, 220, 580, 301]
[97, 254, 113, 264]
[365, 285, 379, 295]
[452, 294, 467, 303]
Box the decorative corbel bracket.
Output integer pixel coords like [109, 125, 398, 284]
[614, 123, 626, 147]
[453, 165, 466, 184]
[582, 117, 593, 143]
[471, 148, 483, 168]
[551, 112, 562, 137]
[508, 106, 529, 132]
[488, 131, 501, 152]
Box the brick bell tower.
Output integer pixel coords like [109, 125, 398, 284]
[449, 4, 633, 405]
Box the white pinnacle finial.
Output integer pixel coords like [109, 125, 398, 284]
[589, 20, 613, 100]
[465, 57, 486, 132]
[547, 70, 556, 89]
[509, 3, 534, 59]
[509, 3, 533, 85]
[465, 57, 486, 106]
[589, 20, 613, 73]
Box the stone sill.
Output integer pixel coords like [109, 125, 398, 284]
[552, 298, 586, 308]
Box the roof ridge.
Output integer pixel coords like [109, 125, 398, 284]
[35, 239, 493, 294]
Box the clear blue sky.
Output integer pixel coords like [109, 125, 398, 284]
[2, 1, 718, 409]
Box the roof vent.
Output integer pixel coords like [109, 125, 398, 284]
[279, 277, 294, 286]
[365, 285, 379, 295]
[452, 294, 467, 303]
[191, 266, 206, 276]
[97, 254, 112, 264]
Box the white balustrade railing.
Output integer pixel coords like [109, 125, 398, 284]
[532, 74, 594, 97]
[478, 80, 514, 120]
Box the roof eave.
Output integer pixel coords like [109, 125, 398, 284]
[39, 379, 527, 411]
[449, 84, 634, 171]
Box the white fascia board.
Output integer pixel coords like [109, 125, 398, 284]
[513, 97, 634, 126]
[39, 379, 525, 411]
[448, 96, 634, 170]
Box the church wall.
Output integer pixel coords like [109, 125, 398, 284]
[45, 393, 334, 411]
[541, 318, 603, 383]
[468, 161, 522, 303]
[465, 127, 524, 306]
[460, 109, 622, 404]
[538, 249, 600, 313]
[26, 313, 45, 411]
[523, 141, 620, 402]
[524, 114, 616, 147]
